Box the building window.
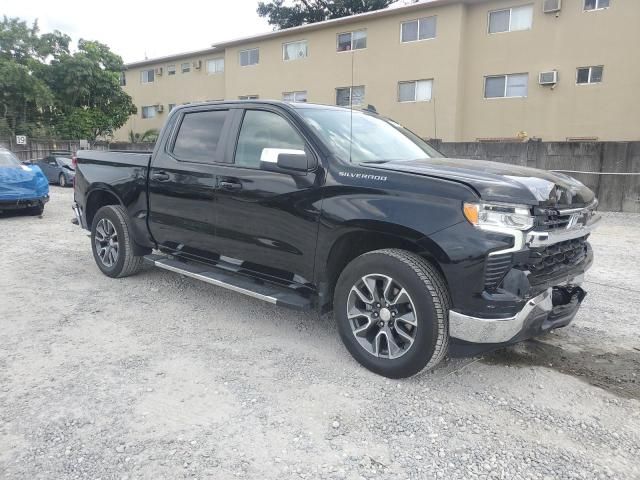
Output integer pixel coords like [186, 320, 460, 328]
[240, 48, 259, 66]
[141, 69, 154, 84]
[576, 66, 603, 84]
[181, 62, 191, 73]
[141, 106, 157, 119]
[336, 86, 365, 106]
[488, 5, 533, 33]
[283, 40, 308, 61]
[167, 65, 176, 76]
[119, 72, 126, 86]
[401, 17, 437, 42]
[239, 95, 259, 100]
[337, 30, 367, 52]
[484, 73, 528, 98]
[398, 80, 433, 102]
[584, 0, 610, 10]
[206, 58, 225, 74]
[283, 91, 308, 102]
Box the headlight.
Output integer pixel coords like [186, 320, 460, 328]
[463, 202, 534, 231]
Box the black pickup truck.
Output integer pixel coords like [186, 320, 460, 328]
[73, 101, 600, 378]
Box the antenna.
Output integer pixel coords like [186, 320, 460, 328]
[349, 48, 354, 163]
[432, 96, 438, 140]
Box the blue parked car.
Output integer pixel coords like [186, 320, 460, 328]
[0, 148, 49, 215]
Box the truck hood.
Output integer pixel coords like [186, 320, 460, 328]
[369, 157, 595, 207]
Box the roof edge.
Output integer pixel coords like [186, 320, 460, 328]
[124, 47, 224, 69]
[124, 0, 477, 68]
[211, 0, 474, 49]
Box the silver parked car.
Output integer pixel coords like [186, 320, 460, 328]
[35, 153, 75, 187]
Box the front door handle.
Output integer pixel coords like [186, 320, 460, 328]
[219, 180, 242, 191]
[151, 171, 170, 182]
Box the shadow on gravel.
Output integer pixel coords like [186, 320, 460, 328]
[0, 211, 39, 219]
[483, 340, 640, 400]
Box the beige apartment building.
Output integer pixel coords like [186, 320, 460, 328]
[117, 0, 640, 142]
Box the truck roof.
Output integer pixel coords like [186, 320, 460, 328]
[173, 100, 371, 113]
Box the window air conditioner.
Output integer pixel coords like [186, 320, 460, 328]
[543, 0, 561, 13]
[539, 71, 558, 85]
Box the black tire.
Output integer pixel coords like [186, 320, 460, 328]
[26, 204, 44, 216]
[334, 249, 450, 378]
[59, 173, 67, 187]
[91, 205, 143, 278]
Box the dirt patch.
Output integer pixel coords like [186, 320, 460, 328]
[484, 339, 640, 400]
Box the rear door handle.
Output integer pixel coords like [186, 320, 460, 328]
[151, 171, 170, 182]
[219, 180, 242, 191]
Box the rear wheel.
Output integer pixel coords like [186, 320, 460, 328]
[334, 249, 450, 378]
[59, 173, 67, 187]
[91, 205, 143, 278]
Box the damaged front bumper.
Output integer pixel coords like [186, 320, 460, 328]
[449, 275, 586, 345]
[448, 205, 600, 351]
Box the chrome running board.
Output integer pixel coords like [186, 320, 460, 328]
[143, 254, 312, 310]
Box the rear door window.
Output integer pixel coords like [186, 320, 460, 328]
[172, 110, 229, 163]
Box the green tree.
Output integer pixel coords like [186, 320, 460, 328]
[46, 40, 136, 139]
[257, 0, 395, 29]
[128, 129, 159, 143]
[0, 17, 66, 136]
[0, 16, 135, 140]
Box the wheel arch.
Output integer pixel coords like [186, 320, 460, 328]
[319, 225, 449, 312]
[85, 187, 124, 228]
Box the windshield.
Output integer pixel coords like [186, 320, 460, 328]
[57, 157, 73, 168]
[0, 150, 20, 167]
[298, 108, 443, 163]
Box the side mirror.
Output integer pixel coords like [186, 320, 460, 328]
[21, 160, 32, 166]
[260, 148, 311, 172]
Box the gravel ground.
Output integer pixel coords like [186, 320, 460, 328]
[1, 187, 639, 480]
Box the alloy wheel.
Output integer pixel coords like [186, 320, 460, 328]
[94, 218, 119, 267]
[346, 274, 418, 359]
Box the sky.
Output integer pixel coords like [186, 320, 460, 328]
[2, 0, 274, 63]
[3, 0, 413, 64]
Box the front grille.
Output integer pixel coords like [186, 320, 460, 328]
[534, 211, 573, 230]
[527, 236, 589, 279]
[484, 252, 513, 291]
[534, 202, 598, 231]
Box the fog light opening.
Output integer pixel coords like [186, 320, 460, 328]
[552, 287, 573, 307]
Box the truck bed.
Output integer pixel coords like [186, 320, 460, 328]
[74, 150, 154, 245]
[76, 150, 152, 167]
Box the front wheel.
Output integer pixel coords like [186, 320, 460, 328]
[91, 205, 143, 278]
[59, 173, 67, 187]
[334, 249, 450, 378]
